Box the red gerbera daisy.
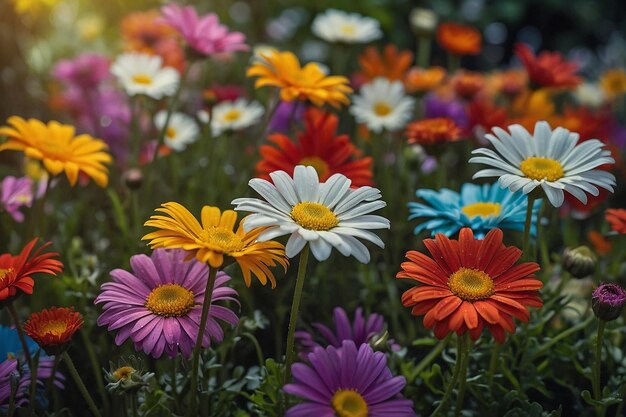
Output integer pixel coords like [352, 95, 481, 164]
[24, 307, 83, 355]
[515, 43, 581, 89]
[0, 239, 63, 302]
[256, 108, 373, 186]
[397, 228, 543, 343]
[606, 209, 626, 234]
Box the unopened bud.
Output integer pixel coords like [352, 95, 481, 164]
[562, 245, 597, 278]
[410, 8, 438, 36]
[123, 168, 143, 190]
[592, 283, 626, 322]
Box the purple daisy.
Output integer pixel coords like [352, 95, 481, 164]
[284, 340, 416, 417]
[95, 249, 239, 358]
[0, 359, 18, 406]
[0, 176, 34, 222]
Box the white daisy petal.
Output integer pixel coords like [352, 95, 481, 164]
[309, 238, 332, 261]
[540, 182, 564, 207]
[286, 234, 307, 258]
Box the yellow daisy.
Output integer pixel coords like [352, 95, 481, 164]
[0, 116, 112, 187]
[142, 202, 288, 287]
[600, 68, 626, 99]
[247, 50, 352, 108]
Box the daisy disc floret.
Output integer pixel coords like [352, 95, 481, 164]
[470, 121, 616, 207]
[350, 78, 415, 133]
[0, 116, 112, 187]
[232, 165, 390, 263]
[95, 249, 239, 358]
[110, 53, 180, 99]
[397, 228, 542, 343]
[142, 203, 288, 287]
[247, 50, 352, 108]
[311, 9, 383, 44]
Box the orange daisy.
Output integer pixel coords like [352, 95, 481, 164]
[257, 108, 373, 186]
[397, 228, 543, 343]
[453, 70, 485, 98]
[404, 66, 446, 93]
[606, 209, 626, 234]
[515, 43, 581, 89]
[0, 238, 63, 303]
[24, 307, 83, 354]
[405, 117, 462, 146]
[357, 44, 413, 82]
[247, 50, 352, 108]
[588, 230, 612, 256]
[436, 22, 481, 56]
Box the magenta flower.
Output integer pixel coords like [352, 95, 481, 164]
[592, 282, 626, 321]
[160, 4, 248, 56]
[284, 341, 416, 417]
[0, 176, 34, 222]
[52, 53, 111, 90]
[0, 359, 18, 406]
[95, 249, 239, 358]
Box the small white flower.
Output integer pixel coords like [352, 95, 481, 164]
[110, 53, 180, 99]
[350, 78, 415, 133]
[574, 83, 606, 108]
[470, 121, 616, 207]
[232, 165, 390, 263]
[312, 9, 382, 44]
[154, 111, 199, 152]
[198, 99, 264, 136]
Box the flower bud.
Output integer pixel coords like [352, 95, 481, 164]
[410, 8, 438, 36]
[123, 168, 143, 190]
[105, 356, 154, 395]
[592, 283, 626, 322]
[562, 245, 597, 278]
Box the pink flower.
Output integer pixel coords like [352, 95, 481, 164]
[160, 4, 248, 56]
[0, 176, 34, 222]
[52, 53, 111, 90]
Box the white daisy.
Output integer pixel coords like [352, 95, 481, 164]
[573, 83, 606, 108]
[469, 121, 616, 207]
[198, 99, 264, 136]
[154, 111, 199, 152]
[349, 78, 415, 133]
[311, 9, 382, 44]
[231, 165, 390, 263]
[110, 53, 180, 99]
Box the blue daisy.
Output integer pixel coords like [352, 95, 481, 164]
[408, 182, 542, 238]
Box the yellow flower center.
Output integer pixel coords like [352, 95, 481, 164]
[299, 156, 329, 179]
[165, 127, 176, 139]
[131, 74, 153, 85]
[112, 366, 136, 381]
[331, 389, 368, 417]
[519, 157, 564, 182]
[223, 109, 242, 122]
[340, 24, 357, 36]
[291, 202, 338, 231]
[145, 284, 195, 317]
[448, 267, 494, 302]
[0, 268, 13, 282]
[200, 227, 246, 253]
[461, 202, 501, 218]
[40, 320, 68, 337]
[373, 102, 392, 116]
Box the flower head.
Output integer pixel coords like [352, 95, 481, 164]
[257, 108, 373, 187]
[515, 43, 581, 89]
[200, 98, 264, 136]
[311, 9, 382, 44]
[357, 45, 413, 82]
[470, 121, 616, 207]
[105, 356, 155, 394]
[405, 117, 462, 146]
[96, 249, 239, 358]
[562, 246, 597, 279]
[0, 359, 18, 406]
[397, 228, 543, 343]
[24, 307, 83, 355]
[405, 66, 446, 94]
[436, 22, 481, 56]
[52, 53, 110, 90]
[0, 239, 63, 303]
[160, 4, 248, 56]
[350, 78, 415, 133]
[409, 183, 542, 238]
[232, 165, 390, 263]
[592, 283, 626, 321]
[284, 340, 415, 417]
[0, 176, 33, 222]
[606, 208, 626, 234]
[0, 117, 112, 187]
[111, 53, 180, 99]
[154, 111, 199, 152]
[600, 68, 626, 99]
[143, 203, 288, 287]
[247, 50, 352, 108]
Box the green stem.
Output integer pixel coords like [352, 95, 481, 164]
[593, 320, 607, 417]
[7, 374, 17, 417]
[187, 267, 219, 417]
[284, 245, 310, 384]
[62, 352, 103, 417]
[430, 335, 466, 417]
[522, 195, 536, 260]
[7, 304, 32, 368]
[412, 337, 448, 378]
[487, 343, 501, 389]
[416, 36, 432, 68]
[447, 53, 461, 72]
[27, 352, 38, 417]
[241, 332, 265, 368]
[454, 335, 472, 417]
[80, 329, 110, 414]
[533, 315, 593, 359]
[129, 393, 139, 417]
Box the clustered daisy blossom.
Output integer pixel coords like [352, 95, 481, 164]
[232, 165, 390, 263]
[110, 52, 180, 99]
[311, 9, 383, 44]
[470, 121, 616, 207]
[24, 307, 83, 354]
[96, 249, 239, 358]
[200, 98, 264, 136]
[397, 228, 543, 343]
[350, 77, 415, 133]
[154, 111, 199, 152]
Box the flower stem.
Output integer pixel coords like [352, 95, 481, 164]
[7, 304, 32, 367]
[454, 334, 472, 417]
[283, 244, 310, 384]
[62, 352, 102, 417]
[487, 342, 501, 389]
[416, 36, 432, 68]
[430, 334, 466, 417]
[522, 195, 536, 260]
[593, 320, 607, 417]
[80, 329, 110, 414]
[412, 336, 448, 378]
[187, 267, 218, 417]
